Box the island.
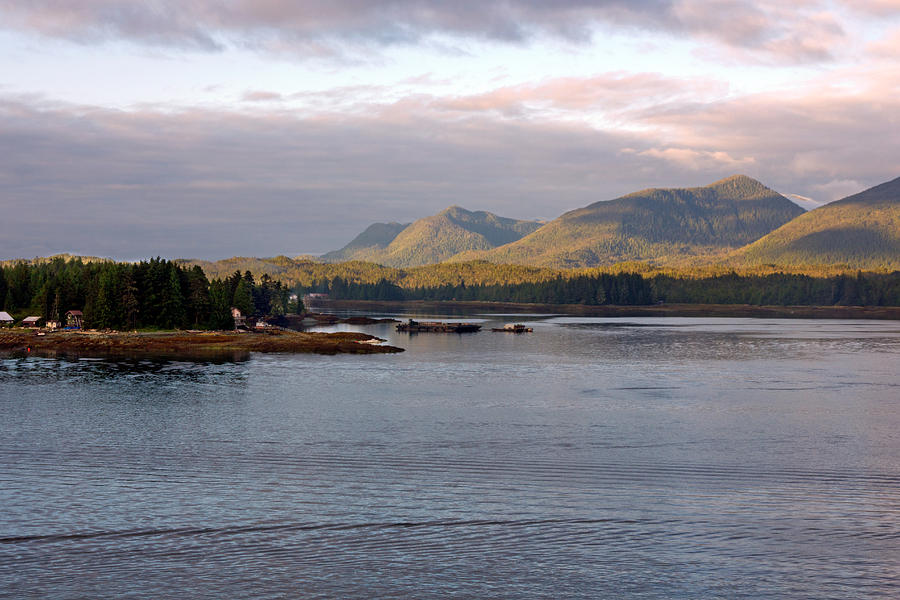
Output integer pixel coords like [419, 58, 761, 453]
[0, 329, 403, 358]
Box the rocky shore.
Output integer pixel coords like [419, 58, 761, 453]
[0, 328, 403, 358]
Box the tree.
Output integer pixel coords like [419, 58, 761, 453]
[0, 267, 7, 310]
[121, 269, 139, 330]
[159, 266, 186, 329]
[207, 279, 235, 330]
[232, 278, 254, 316]
[93, 266, 121, 328]
[185, 266, 211, 327]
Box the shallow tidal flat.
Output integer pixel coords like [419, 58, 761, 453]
[0, 329, 403, 358]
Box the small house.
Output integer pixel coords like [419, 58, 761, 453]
[0, 311, 13, 325]
[231, 307, 247, 329]
[22, 316, 42, 328]
[65, 310, 84, 329]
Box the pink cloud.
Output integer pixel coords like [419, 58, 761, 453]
[867, 27, 900, 57]
[635, 148, 756, 171]
[673, 0, 846, 63]
[842, 0, 900, 16]
[0, 0, 858, 63]
[242, 90, 283, 102]
[425, 73, 726, 118]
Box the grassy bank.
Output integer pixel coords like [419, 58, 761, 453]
[0, 328, 403, 358]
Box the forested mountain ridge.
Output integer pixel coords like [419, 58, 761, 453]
[733, 176, 900, 270]
[461, 175, 804, 268]
[321, 206, 542, 268]
[320, 222, 410, 263]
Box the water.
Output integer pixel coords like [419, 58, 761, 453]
[2, 314, 900, 598]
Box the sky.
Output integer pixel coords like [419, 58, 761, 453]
[0, 0, 898, 260]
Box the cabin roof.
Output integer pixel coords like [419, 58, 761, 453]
[22, 316, 41, 323]
[0, 311, 13, 322]
[66, 310, 84, 316]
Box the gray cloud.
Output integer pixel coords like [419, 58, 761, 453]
[0, 0, 849, 63]
[0, 79, 896, 260]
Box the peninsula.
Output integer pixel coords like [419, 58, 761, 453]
[0, 329, 403, 358]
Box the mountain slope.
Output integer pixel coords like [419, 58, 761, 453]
[323, 206, 542, 268]
[464, 175, 803, 268]
[321, 222, 410, 263]
[734, 176, 900, 269]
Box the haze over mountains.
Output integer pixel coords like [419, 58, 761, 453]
[321, 206, 542, 268]
[176, 174, 900, 281]
[461, 175, 804, 268]
[325, 175, 820, 269]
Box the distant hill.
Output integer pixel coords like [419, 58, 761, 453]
[321, 222, 410, 263]
[322, 206, 542, 268]
[734, 176, 900, 270]
[462, 175, 803, 268]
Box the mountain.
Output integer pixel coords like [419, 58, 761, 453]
[321, 222, 410, 263]
[785, 194, 825, 212]
[322, 206, 543, 268]
[462, 175, 804, 268]
[734, 176, 900, 270]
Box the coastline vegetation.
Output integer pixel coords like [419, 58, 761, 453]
[3, 256, 900, 333]
[0, 256, 299, 330]
[310, 270, 900, 307]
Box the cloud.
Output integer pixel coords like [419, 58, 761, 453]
[673, 0, 846, 62]
[632, 65, 900, 191]
[0, 94, 643, 258]
[634, 147, 756, 171]
[0, 66, 896, 261]
[811, 179, 867, 202]
[242, 90, 283, 102]
[868, 27, 900, 57]
[784, 193, 824, 211]
[843, 0, 900, 16]
[0, 0, 856, 63]
[428, 73, 727, 118]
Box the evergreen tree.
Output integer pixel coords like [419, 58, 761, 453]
[207, 279, 235, 330]
[0, 267, 6, 310]
[93, 266, 120, 328]
[232, 278, 254, 316]
[159, 266, 186, 329]
[121, 269, 139, 330]
[185, 266, 211, 327]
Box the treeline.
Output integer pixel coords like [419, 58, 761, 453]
[180, 255, 892, 294]
[5, 257, 900, 324]
[0, 257, 299, 329]
[307, 273, 662, 305]
[652, 272, 900, 306]
[308, 271, 900, 307]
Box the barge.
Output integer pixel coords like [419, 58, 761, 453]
[396, 319, 482, 333]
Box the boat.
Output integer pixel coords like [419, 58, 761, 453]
[396, 319, 482, 333]
[491, 323, 533, 333]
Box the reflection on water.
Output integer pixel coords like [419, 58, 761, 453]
[2, 316, 900, 599]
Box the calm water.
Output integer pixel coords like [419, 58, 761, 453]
[2, 314, 900, 599]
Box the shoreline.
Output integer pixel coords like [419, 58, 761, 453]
[311, 299, 900, 320]
[0, 328, 404, 358]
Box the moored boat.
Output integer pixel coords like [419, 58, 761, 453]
[491, 323, 533, 333]
[396, 319, 482, 333]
